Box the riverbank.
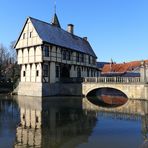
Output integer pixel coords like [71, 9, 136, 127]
[0, 88, 12, 94]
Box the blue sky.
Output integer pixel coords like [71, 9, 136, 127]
[0, 0, 148, 62]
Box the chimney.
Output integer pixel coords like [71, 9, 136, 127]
[83, 37, 87, 41]
[67, 24, 74, 34]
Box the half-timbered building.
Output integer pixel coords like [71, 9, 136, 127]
[14, 14, 99, 96]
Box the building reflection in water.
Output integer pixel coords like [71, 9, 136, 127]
[13, 96, 148, 148]
[14, 96, 97, 148]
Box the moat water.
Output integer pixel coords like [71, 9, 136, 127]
[0, 95, 148, 148]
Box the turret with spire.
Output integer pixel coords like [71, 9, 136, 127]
[51, 13, 61, 28]
[51, 0, 61, 28]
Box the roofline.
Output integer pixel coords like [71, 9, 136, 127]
[14, 17, 30, 49]
[14, 16, 97, 58]
[29, 17, 87, 41]
[29, 17, 97, 57]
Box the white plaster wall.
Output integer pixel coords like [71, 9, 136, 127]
[31, 64, 36, 82]
[35, 46, 42, 62]
[18, 49, 23, 64]
[15, 18, 42, 49]
[29, 47, 34, 63]
[23, 48, 28, 63]
[26, 64, 31, 82]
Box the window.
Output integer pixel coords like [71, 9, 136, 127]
[44, 46, 49, 57]
[62, 50, 66, 60]
[36, 70, 39, 77]
[81, 54, 84, 62]
[23, 71, 26, 77]
[88, 56, 91, 64]
[29, 31, 33, 38]
[43, 64, 48, 77]
[56, 66, 60, 78]
[76, 53, 79, 62]
[23, 33, 26, 39]
[92, 58, 96, 65]
[67, 51, 71, 60]
[77, 67, 81, 78]
[87, 69, 89, 77]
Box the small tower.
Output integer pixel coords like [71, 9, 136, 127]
[51, 13, 61, 28]
[51, 0, 61, 28]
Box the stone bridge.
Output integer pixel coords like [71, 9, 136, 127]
[82, 77, 148, 100]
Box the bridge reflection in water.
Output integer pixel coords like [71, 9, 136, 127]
[83, 98, 148, 143]
[1, 96, 148, 148]
[87, 88, 128, 107]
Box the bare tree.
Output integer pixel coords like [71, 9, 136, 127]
[9, 41, 16, 63]
[0, 44, 8, 78]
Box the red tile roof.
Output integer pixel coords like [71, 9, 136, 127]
[102, 60, 148, 73]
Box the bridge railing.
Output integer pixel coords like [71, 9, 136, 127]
[83, 77, 141, 83]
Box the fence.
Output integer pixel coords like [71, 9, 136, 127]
[83, 77, 141, 83]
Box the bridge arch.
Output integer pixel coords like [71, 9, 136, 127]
[84, 84, 129, 98]
[87, 87, 128, 98]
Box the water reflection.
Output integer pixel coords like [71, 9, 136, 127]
[0, 95, 19, 148]
[87, 88, 128, 107]
[83, 97, 148, 147]
[0, 95, 148, 148]
[14, 96, 97, 148]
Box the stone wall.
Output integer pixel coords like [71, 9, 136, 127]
[18, 82, 42, 96]
[43, 83, 82, 96]
[18, 82, 82, 97]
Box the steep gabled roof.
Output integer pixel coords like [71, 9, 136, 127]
[29, 17, 97, 57]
